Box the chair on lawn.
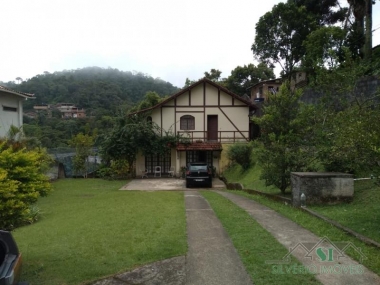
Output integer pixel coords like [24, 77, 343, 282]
[154, 166, 161, 177]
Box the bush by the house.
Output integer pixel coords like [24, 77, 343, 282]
[0, 141, 52, 230]
[227, 143, 254, 171]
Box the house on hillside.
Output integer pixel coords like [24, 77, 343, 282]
[249, 78, 282, 103]
[247, 72, 308, 113]
[0, 85, 34, 138]
[55, 103, 86, 118]
[131, 78, 258, 177]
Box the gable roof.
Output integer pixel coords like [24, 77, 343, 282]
[0, 85, 35, 99]
[130, 77, 256, 115]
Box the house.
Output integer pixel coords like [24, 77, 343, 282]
[55, 103, 86, 118]
[247, 72, 309, 117]
[33, 104, 52, 118]
[132, 78, 257, 176]
[248, 78, 282, 104]
[0, 85, 34, 138]
[31, 103, 86, 119]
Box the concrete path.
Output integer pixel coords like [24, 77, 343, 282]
[215, 190, 380, 285]
[184, 191, 253, 285]
[120, 178, 226, 191]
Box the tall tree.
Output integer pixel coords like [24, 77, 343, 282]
[302, 26, 347, 70]
[204, 69, 222, 82]
[252, 2, 316, 77]
[224, 63, 275, 96]
[128, 91, 163, 113]
[254, 82, 317, 193]
[347, 0, 375, 60]
[252, 0, 347, 77]
[289, 0, 347, 25]
[183, 78, 196, 88]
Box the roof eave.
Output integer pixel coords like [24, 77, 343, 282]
[0, 86, 35, 99]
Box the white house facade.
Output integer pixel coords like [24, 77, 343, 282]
[133, 78, 257, 177]
[0, 85, 34, 138]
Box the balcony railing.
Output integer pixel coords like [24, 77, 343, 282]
[177, 131, 249, 143]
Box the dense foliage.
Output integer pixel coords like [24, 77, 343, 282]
[224, 63, 275, 95]
[100, 114, 186, 177]
[251, 0, 379, 77]
[252, 55, 380, 192]
[2, 66, 179, 116]
[10, 67, 179, 149]
[70, 133, 96, 177]
[23, 116, 108, 148]
[252, 2, 318, 77]
[226, 143, 254, 171]
[0, 141, 52, 230]
[253, 83, 318, 192]
[184, 64, 275, 97]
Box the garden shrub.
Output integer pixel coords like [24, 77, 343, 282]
[0, 141, 52, 230]
[97, 159, 130, 180]
[227, 143, 254, 171]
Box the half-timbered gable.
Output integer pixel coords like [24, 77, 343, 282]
[134, 78, 256, 177]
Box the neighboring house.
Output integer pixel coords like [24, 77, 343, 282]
[247, 72, 309, 117]
[33, 104, 52, 118]
[0, 85, 34, 138]
[248, 78, 282, 103]
[132, 78, 257, 176]
[31, 103, 86, 119]
[55, 103, 86, 118]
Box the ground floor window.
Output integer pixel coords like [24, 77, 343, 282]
[186, 151, 213, 166]
[145, 152, 171, 174]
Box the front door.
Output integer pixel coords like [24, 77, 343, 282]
[207, 115, 218, 141]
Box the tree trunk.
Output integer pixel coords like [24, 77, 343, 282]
[364, 0, 372, 61]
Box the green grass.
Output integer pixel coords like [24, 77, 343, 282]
[228, 190, 380, 276]
[201, 191, 320, 285]
[12, 179, 187, 285]
[222, 161, 285, 194]
[310, 180, 380, 243]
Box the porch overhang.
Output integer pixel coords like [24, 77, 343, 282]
[176, 142, 222, 151]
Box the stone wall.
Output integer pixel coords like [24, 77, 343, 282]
[300, 76, 380, 105]
[291, 172, 354, 207]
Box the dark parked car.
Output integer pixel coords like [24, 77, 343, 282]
[0, 230, 24, 285]
[186, 162, 212, 188]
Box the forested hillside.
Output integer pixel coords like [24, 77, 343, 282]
[2, 67, 179, 116]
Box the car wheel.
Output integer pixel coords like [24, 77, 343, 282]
[186, 181, 190, 188]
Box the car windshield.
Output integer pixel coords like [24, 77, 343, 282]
[189, 165, 208, 171]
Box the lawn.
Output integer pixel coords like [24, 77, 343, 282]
[12, 179, 187, 285]
[310, 180, 380, 243]
[222, 161, 285, 195]
[201, 191, 320, 285]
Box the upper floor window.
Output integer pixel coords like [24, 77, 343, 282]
[180, 115, 195, 130]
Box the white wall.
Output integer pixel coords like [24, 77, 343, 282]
[0, 92, 24, 138]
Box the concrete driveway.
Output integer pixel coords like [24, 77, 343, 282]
[119, 178, 226, 191]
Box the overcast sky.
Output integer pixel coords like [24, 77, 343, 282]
[1, 0, 380, 88]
